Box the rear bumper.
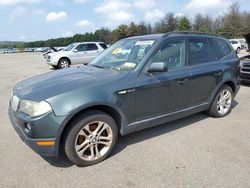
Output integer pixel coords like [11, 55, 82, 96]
[8, 106, 64, 157]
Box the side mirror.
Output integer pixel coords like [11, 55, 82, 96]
[73, 49, 78, 53]
[147, 62, 168, 73]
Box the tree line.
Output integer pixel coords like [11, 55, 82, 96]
[1, 2, 250, 49]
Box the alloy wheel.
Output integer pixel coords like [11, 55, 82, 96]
[217, 89, 232, 115]
[60, 60, 69, 68]
[74, 121, 113, 161]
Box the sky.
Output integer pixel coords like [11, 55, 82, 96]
[0, 0, 249, 41]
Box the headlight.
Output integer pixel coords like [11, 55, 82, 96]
[19, 100, 52, 117]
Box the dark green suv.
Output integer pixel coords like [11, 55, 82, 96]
[9, 32, 241, 166]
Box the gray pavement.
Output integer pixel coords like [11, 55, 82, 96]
[0, 52, 250, 187]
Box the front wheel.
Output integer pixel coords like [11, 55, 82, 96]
[64, 111, 118, 166]
[207, 85, 233, 117]
[58, 58, 70, 69]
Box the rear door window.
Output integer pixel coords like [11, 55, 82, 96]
[208, 39, 219, 61]
[213, 39, 231, 58]
[87, 43, 98, 51]
[188, 38, 210, 65]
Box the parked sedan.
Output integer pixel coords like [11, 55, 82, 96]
[46, 42, 107, 69]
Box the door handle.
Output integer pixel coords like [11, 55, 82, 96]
[178, 78, 188, 85]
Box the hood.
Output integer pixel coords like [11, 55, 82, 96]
[50, 50, 70, 57]
[14, 65, 128, 101]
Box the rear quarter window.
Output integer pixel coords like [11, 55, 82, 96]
[213, 39, 231, 58]
[99, 43, 107, 49]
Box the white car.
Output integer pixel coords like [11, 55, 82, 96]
[229, 39, 241, 54]
[46, 42, 107, 69]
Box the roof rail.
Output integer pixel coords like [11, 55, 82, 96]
[163, 31, 220, 38]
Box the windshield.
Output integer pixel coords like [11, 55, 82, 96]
[89, 39, 156, 71]
[63, 44, 77, 51]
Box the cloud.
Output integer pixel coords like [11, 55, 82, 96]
[108, 11, 134, 22]
[186, 0, 231, 14]
[32, 9, 45, 16]
[133, 0, 156, 10]
[75, 19, 92, 27]
[144, 9, 164, 22]
[95, 1, 131, 13]
[75, 19, 96, 32]
[74, 0, 88, 4]
[174, 13, 183, 18]
[95, 0, 135, 26]
[60, 30, 73, 37]
[0, 0, 41, 6]
[8, 6, 26, 22]
[46, 11, 67, 22]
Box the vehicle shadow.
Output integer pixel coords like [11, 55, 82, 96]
[42, 100, 239, 168]
[241, 83, 250, 87]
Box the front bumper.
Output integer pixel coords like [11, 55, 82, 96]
[46, 58, 58, 66]
[240, 72, 250, 83]
[8, 106, 65, 157]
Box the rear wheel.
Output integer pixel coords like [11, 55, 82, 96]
[64, 111, 118, 166]
[58, 58, 70, 69]
[207, 85, 233, 117]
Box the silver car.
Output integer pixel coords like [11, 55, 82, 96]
[46, 42, 107, 69]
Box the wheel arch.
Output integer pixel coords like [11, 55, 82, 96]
[208, 79, 237, 105]
[59, 57, 71, 65]
[223, 80, 236, 94]
[56, 104, 124, 156]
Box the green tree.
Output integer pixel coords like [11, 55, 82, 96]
[176, 16, 192, 31]
[222, 2, 243, 38]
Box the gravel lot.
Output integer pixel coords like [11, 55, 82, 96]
[0, 52, 250, 187]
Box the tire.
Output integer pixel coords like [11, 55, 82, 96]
[207, 85, 234, 118]
[58, 58, 70, 69]
[52, 65, 59, 69]
[63, 110, 118, 167]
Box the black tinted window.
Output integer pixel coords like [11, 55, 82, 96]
[213, 39, 231, 58]
[188, 38, 210, 65]
[87, 43, 98, 51]
[76, 44, 86, 52]
[208, 39, 219, 61]
[99, 43, 107, 49]
[149, 39, 185, 69]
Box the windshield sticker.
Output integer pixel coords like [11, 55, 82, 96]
[123, 62, 136, 68]
[135, 40, 155, 46]
[111, 48, 123, 55]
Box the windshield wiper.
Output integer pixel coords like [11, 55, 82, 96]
[89, 64, 106, 69]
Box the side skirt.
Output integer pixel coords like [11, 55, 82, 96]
[121, 103, 210, 135]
